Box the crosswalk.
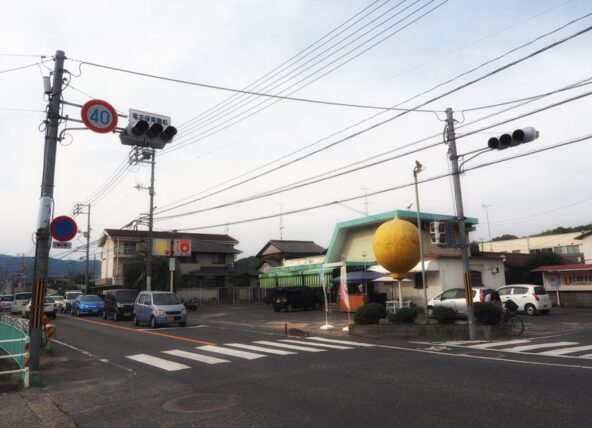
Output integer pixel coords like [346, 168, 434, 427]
[426, 339, 592, 360]
[126, 337, 374, 371]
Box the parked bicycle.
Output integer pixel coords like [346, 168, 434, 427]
[501, 299, 524, 336]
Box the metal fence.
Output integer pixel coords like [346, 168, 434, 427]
[177, 287, 275, 306]
[0, 314, 29, 388]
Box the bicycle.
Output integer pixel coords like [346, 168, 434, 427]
[501, 299, 524, 336]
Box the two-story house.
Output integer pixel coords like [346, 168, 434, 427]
[97, 229, 240, 289]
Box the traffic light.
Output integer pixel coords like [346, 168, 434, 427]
[487, 127, 539, 150]
[120, 119, 177, 149]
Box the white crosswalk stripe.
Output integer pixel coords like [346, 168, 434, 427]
[253, 341, 326, 352]
[500, 342, 578, 353]
[125, 337, 375, 371]
[280, 339, 353, 350]
[198, 345, 266, 360]
[537, 344, 592, 356]
[469, 339, 531, 349]
[307, 337, 375, 347]
[163, 349, 230, 365]
[126, 354, 190, 371]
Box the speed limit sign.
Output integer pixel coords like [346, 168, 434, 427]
[81, 99, 118, 133]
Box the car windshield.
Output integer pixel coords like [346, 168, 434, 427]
[67, 292, 82, 299]
[80, 295, 102, 302]
[1, 295, 13, 301]
[153, 293, 180, 305]
[534, 286, 547, 295]
[115, 291, 137, 302]
[15, 293, 31, 300]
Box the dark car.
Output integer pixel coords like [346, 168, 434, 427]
[272, 287, 322, 312]
[103, 289, 138, 321]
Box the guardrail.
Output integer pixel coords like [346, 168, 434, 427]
[0, 314, 30, 388]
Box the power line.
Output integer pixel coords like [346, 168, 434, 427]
[0, 60, 50, 75]
[174, 133, 592, 231]
[489, 196, 592, 226]
[152, 24, 592, 217]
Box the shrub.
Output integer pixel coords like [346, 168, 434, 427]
[473, 302, 502, 325]
[431, 306, 457, 324]
[354, 303, 387, 325]
[389, 307, 418, 324]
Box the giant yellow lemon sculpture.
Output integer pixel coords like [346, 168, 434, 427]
[373, 217, 420, 280]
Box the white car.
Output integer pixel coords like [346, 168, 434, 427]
[11, 292, 32, 315]
[496, 284, 551, 315]
[47, 295, 65, 312]
[0, 294, 14, 311]
[22, 297, 57, 319]
[427, 287, 495, 317]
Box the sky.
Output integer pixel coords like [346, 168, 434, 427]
[1, 0, 591, 264]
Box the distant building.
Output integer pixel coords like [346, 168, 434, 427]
[482, 232, 584, 263]
[97, 229, 240, 289]
[256, 240, 325, 273]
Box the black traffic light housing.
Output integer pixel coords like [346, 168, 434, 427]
[488, 127, 539, 150]
[120, 120, 177, 149]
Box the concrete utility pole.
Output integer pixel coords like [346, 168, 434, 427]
[445, 107, 477, 341]
[146, 148, 156, 291]
[73, 203, 91, 293]
[31, 50, 66, 371]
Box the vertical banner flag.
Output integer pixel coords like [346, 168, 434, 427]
[319, 267, 327, 312]
[339, 265, 350, 310]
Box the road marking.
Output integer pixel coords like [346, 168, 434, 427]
[280, 339, 352, 350]
[198, 345, 266, 360]
[52, 339, 135, 374]
[163, 350, 229, 365]
[500, 342, 578, 353]
[126, 354, 189, 371]
[469, 339, 531, 349]
[225, 343, 296, 355]
[538, 345, 592, 356]
[254, 341, 325, 352]
[60, 314, 215, 346]
[581, 354, 592, 359]
[307, 337, 375, 347]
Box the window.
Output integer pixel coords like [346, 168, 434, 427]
[512, 287, 528, 295]
[413, 272, 428, 289]
[470, 271, 483, 287]
[498, 287, 512, 296]
[122, 241, 136, 256]
[441, 289, 459, 299]
[212, 254, 226, 264]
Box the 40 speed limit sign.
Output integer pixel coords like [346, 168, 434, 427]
[81, 99, 118, 133]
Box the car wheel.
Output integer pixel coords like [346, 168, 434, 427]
[102, 310, 107, 319]
[525, 304, 537, 316]
[133, 314, 139, 326]
[113, 311, 118, 321]
[179, 322, 186, 327]
[150, 316, 158, 329]
[51, 311, 56, 319]
[76, 308, 81, 317]
[427, 306, 434, 318]
[286, 304, 293, 312]
[540, 309, 550, 315]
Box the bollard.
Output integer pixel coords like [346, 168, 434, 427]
[284, 323, 288, 336]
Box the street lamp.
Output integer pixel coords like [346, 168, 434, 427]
[413, 160, 429, 324]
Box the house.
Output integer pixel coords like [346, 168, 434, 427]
[96, 229, 240, 289]
[259, 209, 506, 309]
[256, 240, 325, 273]
[532, 263, 592, 308]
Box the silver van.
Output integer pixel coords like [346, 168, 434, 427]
[11, 292, 32, 315]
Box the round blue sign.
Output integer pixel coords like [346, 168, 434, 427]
[49, 216, 78, 242]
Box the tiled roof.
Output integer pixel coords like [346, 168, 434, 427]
[256, 240, 325, 258]
[98, 229, 238, 247]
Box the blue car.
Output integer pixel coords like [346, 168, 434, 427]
[133, 291, 187, 328]
[71, 294, 104, 317]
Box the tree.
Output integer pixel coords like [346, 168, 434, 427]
[492, 234, 519, 242]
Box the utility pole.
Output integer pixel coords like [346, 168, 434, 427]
[445, 107, 477, 340]
[31, 50, 66, 371]
[482, 204, 493, 251]
[73, 203, 91, 293]
[147, 147, 156, 291]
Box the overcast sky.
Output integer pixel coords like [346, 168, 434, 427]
[1, 0, 591, 262]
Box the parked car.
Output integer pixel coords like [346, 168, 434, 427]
[63, 291, 83, 313]
[71, 294, 104, 316]
[133, 291, 187, 328]
[11, 292, 32, 315]
[22, 297, 57, 319]
[47, 295, 65, 312]
[272, 287, 323, 312]
[496, 284, 551, 315]
[103, 289, 137, 321]
[0, 294, 14, 311]
[427, 287, 495, 318]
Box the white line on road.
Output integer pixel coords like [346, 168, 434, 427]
[538, 345, 592, 356]
[163, 349, 229, 365]
[126, 354, 189, 371]
[500, 342, 578, 353]
[198, 345, 266, 360]
[52, 339, 135, 374]
[253, 341, 325, 352]
[225, 343, 296, 355]
[307, 337, 375, 347]
[280, 339, 352, 350]
[469, 339, 531, 349]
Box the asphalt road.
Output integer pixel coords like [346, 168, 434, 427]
[38, 310, 592, 427]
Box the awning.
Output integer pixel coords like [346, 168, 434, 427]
[368, 260, 439, 274]
[531, 264, 592, 273]
[332, 271, 384, 284]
